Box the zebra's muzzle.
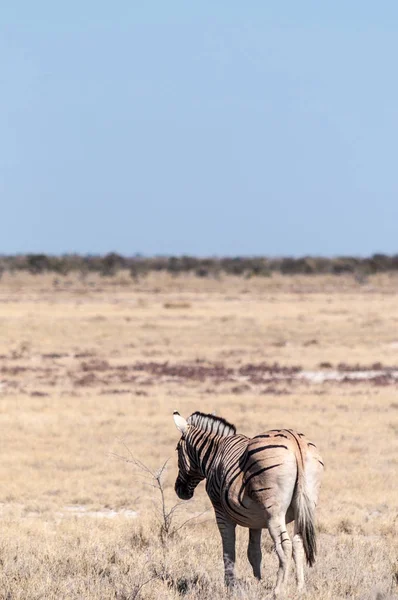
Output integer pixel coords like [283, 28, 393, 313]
[175, 480, 193, 500]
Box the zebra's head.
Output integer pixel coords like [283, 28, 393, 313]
[173, 411, 204, 500]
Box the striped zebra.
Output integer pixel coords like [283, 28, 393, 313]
[173, 410, 324, 597]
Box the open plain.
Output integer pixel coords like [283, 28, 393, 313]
[0, 271, 397, 599]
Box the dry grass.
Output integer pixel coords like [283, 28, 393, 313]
[0, 272, 397, 599]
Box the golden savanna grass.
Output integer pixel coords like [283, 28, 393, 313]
[0, 271, 397, 599]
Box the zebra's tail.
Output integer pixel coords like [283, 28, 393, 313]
[294, 461, 317, 567]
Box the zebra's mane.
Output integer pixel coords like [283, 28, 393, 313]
[187, 411, 236, 437]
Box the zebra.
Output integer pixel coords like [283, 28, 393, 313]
[173, 410, 324, 597]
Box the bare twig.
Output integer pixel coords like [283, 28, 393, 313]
[173, 510, 209, 534]
[110, 442, 209, 543]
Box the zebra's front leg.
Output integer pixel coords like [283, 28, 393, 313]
[247, 528, 262, 580]
[216, 516, 236, 586]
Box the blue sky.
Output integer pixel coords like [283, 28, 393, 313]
[2, 1, 398, 256]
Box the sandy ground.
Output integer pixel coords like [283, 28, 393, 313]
[0, 271, 397, 599]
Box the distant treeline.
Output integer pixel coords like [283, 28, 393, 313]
[0, 253, 398, 278]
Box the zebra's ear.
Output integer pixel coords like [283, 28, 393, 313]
[173, 411, 188, 435]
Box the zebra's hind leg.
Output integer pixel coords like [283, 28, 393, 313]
[215, 516, 236, 587]
[292, 522, 305, 594]
[247, 528, 262, 579]
[268, 515, 292, 598]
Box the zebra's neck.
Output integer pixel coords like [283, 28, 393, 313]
[187, 428, 225, 478]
